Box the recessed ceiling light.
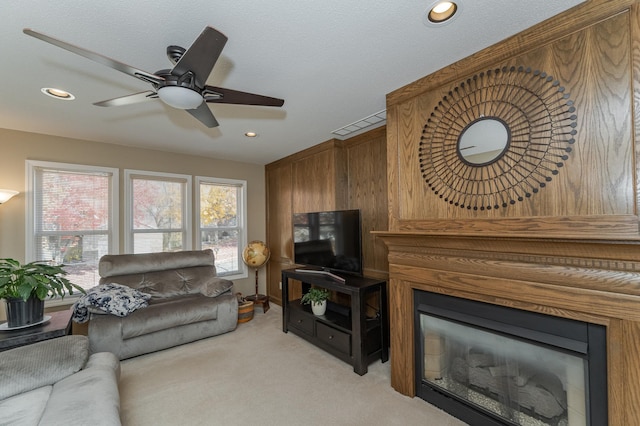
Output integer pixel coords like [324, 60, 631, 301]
[244, 132, 258, 138]
[425, 1, 459, 25]
[41, 87, 75, 100]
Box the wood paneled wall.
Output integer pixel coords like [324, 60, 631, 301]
[387, 0, 639, 237]
[378, 1, 640, 424]
[265, 127, 388, 304]
[343, 128, 389, 279]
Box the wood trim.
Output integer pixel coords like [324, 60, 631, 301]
[378, 232, 640, 320]
[385, 104, 400, 231]
[265, 138, 341, 170]
[632, 2, 640, 217]
[374, 230, 640, 260]
[333, 142, 348, 210]
[393, 215, 640, 239]
[341, 126, 386, 149]
[622, 320, 640, 423]
[265, 126, 387, 172]
[607, 319, 625, 426]
[389, 278, 414, 396]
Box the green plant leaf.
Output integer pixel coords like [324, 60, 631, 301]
[300, 287, 330, 305]
[0, 258, 85, 300]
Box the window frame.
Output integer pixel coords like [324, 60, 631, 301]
[25, 160, 119, 301]
[196, 176, 248, 280]
[124, 169, 192, 254]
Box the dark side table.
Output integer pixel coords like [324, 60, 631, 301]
[0, 309, 73, 352]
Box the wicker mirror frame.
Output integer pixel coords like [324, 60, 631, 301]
[419, 66, 577, 210]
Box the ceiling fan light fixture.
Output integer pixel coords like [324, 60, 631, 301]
[41, 87, 75, 100]
[157, 86, 203, 110]
[25, 27, 284, 128]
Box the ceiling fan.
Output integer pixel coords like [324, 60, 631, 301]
[23, 27, 285, 128]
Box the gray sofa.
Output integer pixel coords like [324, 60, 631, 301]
[88, 249, 238, 360]
[0, 335, 121, 426]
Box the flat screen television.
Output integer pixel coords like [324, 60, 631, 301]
[293, 209, 362, 276]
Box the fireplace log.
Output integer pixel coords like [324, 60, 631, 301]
[451, 355, 567, 420]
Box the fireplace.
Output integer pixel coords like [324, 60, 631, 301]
[414, 291, 607, 425]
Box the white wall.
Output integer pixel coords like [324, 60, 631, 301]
[0, 128, 267, 319]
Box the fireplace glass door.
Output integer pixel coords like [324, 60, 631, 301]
[415, 291, 607, 426]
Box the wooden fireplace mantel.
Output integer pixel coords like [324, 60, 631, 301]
[374, 231, 640, 425]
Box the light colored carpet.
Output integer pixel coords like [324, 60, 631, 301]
[119, 305, 467, 426]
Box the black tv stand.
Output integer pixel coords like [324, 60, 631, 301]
[282, 268, 388, 375]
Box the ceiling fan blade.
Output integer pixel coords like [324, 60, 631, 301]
[171, 27, 228, 88]
[23, 28, 164, 85]
[93, 91, 158, 107]
[186, 103, 219, 128]
[203, 86, 284, 107]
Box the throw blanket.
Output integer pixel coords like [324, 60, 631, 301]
[72, 283, 151, 323]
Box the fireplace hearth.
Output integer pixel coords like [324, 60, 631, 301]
[414, 291, 607, 426]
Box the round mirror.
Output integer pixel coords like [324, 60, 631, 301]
[457, 117, 510, 166]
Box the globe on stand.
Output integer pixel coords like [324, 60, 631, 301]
[242, 240, 271, 313]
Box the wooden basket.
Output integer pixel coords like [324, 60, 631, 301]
[237, 293, 254, 323]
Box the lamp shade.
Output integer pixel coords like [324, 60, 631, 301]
[0, 189, 19, 204]
[157, 86, 203, 110]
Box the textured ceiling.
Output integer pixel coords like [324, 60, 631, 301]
[0, 0, 584, 165]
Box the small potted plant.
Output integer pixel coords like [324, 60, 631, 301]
[0, 258, 85, 328]
[301, 287, 330, 316]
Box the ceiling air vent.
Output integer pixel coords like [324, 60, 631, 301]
[331, 110, 386, 139]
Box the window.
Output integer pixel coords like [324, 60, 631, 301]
[196, 177, 247, 279]
[125, 170, 192, 253]
[26, 161, 119, 292]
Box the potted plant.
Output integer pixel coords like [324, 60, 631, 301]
[300, 287, 330, 316]
[0, 258, 85, 328]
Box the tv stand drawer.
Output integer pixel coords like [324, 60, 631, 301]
[289, 308, 314, 335]
[316, 322, 350, 356]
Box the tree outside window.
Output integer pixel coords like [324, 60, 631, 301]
[27, 161, 118, 292]
[198, 178, 246, 278]
[126, 171, 191, 254]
